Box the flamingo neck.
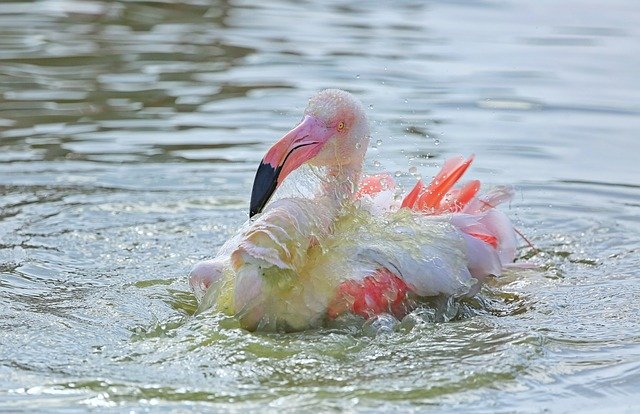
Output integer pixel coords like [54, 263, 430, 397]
[321, 162, 362, 212]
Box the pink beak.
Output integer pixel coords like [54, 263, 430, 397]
[250, 115, 332, 217]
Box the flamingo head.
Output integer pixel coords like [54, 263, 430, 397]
[250, 89, 370, 217]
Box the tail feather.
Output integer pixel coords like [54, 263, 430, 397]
[416, 155, 474, 211]
[401, 155, 518, 266]
[401, 156, 477, 213]
[401, 179, 424, 209]
[463, 185, 515, 213]
[436, 179, 481, 214]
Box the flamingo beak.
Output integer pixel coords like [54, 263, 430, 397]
[250, 115, 331, 217]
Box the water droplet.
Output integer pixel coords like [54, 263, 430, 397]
[434, 139, 440, 146]
[355, 74, 360, 79]
[394, 171, 402, 177]
[355, 142, 362, 149]
[409, 166, 418, 175]
[376, 139, 383, 146]
[362, 313, 397, 337]
[373, 160, 381, 167]
[369, 104, 374, 110]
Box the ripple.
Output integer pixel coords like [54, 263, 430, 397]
[1, 0, 640, 411]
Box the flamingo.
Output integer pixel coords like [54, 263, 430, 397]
[189, 89, 518, 331]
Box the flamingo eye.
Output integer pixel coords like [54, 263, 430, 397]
[337, 121, 345, 131]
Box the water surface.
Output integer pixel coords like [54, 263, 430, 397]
[1, 0, 639, 412]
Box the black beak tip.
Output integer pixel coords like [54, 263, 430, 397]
[249, 162, 281, 218]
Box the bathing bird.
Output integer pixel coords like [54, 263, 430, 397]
[189, 89, 517, 331]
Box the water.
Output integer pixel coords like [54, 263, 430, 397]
[1, 0, 639, 412]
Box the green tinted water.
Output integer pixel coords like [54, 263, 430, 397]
[1, 0, 639, 412]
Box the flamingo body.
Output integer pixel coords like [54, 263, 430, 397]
[189, 89, 518, 331]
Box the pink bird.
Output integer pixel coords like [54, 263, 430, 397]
[190, 89, 518, 331]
